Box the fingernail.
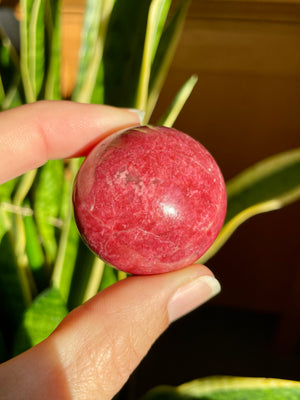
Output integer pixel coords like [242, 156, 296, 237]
[127, 108, 145, 124]
[168, 275, 221, 323]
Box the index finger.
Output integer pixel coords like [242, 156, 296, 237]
[0, 101, 141, 184]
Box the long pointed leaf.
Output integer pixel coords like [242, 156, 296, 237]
[141, 376, 300, 400]
[67, 239, 97, 309]
[72, 0, 116, 103]
[44, 0, 62, 100]
[52, 214, 79, 302]
[103, 0, 152, 107]
[200, 148, 300, 263]
[0, 28, 19, 91]
[135, 0, 172, 113]
[20, 0, 46, 102]
[23, 199, 46, 290]
[0, 232, 28, 329]
[1, 74, 24, 110]
[34, 160, 64, 265]
[52, 160, 80, 302]
[72, 0, 103, 102]
[146, 0, 191, 121]
[159, 74, 197, 127]
[13, 286, 68, 356]
[0, 28, 23, 109]
[0, 179, 18, 240]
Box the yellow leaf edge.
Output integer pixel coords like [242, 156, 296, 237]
[199, 148, 300, 264]
[226, 147, 300, 198]
[178, 376, 300, 396]
[199, 185, 300, 264]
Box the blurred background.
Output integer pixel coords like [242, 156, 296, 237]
[1, 0, 300, 396]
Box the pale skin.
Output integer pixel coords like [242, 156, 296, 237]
[0, 101, 221, 400]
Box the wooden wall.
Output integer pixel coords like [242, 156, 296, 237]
[158, 1, 300, 348]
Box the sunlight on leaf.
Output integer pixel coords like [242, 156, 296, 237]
[135, 0, 172, 114]
[44, 0, 61, 100]
[20, 0, 46, 102]
[34, 160, 64, 264]
[72, 0, 116, 103]
[52, 159, 80, 302]
[159, 74, 197, 127]
[146, 0, 191, 121]
[141, 376, 300, 400]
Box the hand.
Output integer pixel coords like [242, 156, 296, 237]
[0, 101, 221, 400]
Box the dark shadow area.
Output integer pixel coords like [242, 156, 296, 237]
[120, 304, 300, 399]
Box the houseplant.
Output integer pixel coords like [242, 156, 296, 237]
[0, 0, 300, 398]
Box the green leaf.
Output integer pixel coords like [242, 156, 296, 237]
[158, 74, 197, 127]
[0, 232, 28, 329]
[23, 199, 46, 289]
[67, 239, 98, 309]
[20, 0, 46, 102]
[72, 0, 116, 103]
[0, 28, 23, 109]
[82, 257, 105, 302]
[44, 0, 62, 100]
[72, 0, 103, 101]
[102, 0, 152, 107]
[0, 178, 18, 201]
[0, 28, 19, 93]
[0, 181, 34, 328]
[146, 0, 191, 121]
[150, 0, 172, 64]
[0, 210, 12, 259]
[13, 286, 68, 356]
[34, 160, 64, 264]
[1, 74, 24, 110]
[0, 178, 18, 246]
[52, 215, 79, 302]
[141, 377, 300, 400]
[200, 148, 300, 263]
[52, 159, 80, 302]
[135, 0, 172, 113]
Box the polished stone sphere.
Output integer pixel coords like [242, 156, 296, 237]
[73, 125, 227, 275]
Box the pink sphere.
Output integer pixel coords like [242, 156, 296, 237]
[73, 125, 227, 275]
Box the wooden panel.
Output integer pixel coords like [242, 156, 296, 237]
[61, 0, 84, 96]
[152, 1, 300, 321]
[154, 1, 300, 173]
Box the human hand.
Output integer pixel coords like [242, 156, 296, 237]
[0, 101, 221, 400]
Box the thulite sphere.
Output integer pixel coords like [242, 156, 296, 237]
[73, 125, 227, 275]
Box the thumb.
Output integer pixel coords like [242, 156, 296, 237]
[0, 264, 220, 400]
